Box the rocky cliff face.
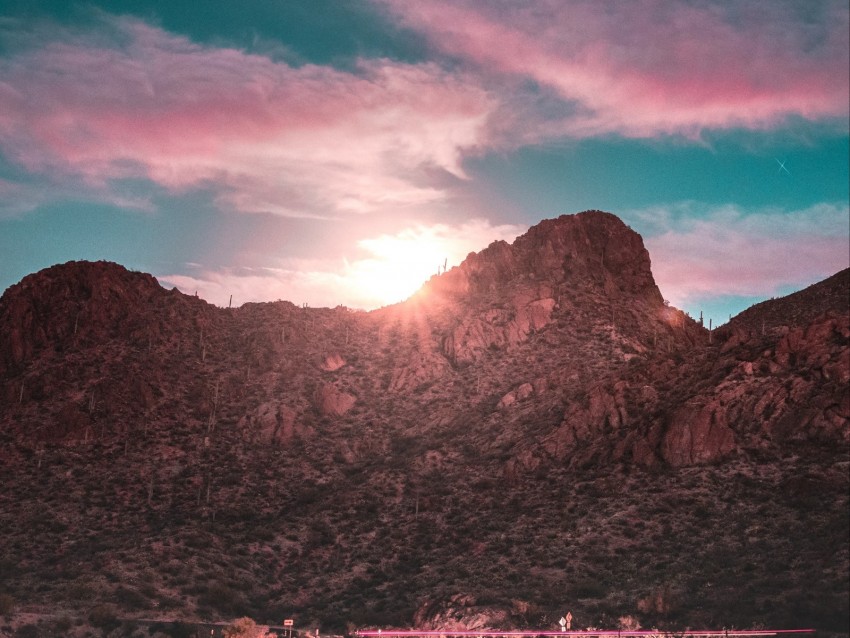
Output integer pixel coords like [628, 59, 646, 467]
[0, 212, 847, 634]
[414, 211, 669, 367]
[424, 212, 661, 304]
[542, 280, 849, 470]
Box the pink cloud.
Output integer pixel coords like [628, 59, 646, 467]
[2, 5, 845, 219]
[643, 203, 850, 306]
[381, 0, 850, 138]
[0, 16, 494, 216]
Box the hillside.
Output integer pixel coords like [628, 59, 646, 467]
[0, 212, 847, 637]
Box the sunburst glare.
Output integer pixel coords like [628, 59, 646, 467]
[352, 227, 454, 307]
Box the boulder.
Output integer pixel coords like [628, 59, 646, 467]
[314, 382, 356, 417]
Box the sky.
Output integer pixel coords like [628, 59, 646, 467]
[0, 0, 848, 325]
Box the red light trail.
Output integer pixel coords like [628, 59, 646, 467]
[355, 630, 816, 637]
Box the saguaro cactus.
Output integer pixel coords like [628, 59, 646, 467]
[147, 473, 154, 506]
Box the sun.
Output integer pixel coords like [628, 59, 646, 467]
[352, 228, 449, 308]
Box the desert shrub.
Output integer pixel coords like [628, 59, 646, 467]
[158, 621, 194, 638]
[66, 581, 96, 601]
[222, 617, 272, 638]
[183, 532, 213, 549]
[197, 582, 248, 615]
[115, 585, 150, 610]
[89, 603, 120, 633]
[52, 616, 73, 633]
[14, 624, 39, 638]
[570, 578, 607, 599]
[155, 594, 181, 610]
[248, 526, 275, 542]
[0, 593, 14, 615]
[636, 585, 680, 616]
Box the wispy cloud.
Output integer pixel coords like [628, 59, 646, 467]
[159, 218, 526, 309]
[380, 0, 850, 139]
[0, 15, 494, 217]
[2, 4, 846, 221]
[635, 202, 849, 307]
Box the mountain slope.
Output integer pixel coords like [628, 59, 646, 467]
[0, 212, 847, 635]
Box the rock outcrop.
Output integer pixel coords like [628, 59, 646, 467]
[413, 594, 511, 631]
[423, 211, 662, 305]
[314, 382, 356, 417]
[540, 273, 849, 469]
[0, 260, 180, 375]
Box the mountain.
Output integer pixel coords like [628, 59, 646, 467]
[0, 211, 847, 637]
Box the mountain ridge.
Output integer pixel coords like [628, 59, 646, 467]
[0, 211, 847, 636]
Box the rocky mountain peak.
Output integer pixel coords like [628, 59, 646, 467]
[391, 211, 691, 372]
[421, 211, 663, 307]
[0, 260, 184, 375]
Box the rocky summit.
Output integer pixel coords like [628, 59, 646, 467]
[0, 211, 847, 636]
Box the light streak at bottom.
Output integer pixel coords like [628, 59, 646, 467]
[355, 630, 816, 637]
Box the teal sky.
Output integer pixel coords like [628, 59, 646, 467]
[0, 1, 848, 323]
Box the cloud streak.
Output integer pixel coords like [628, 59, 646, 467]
[0, 15, 494, 217]
[380, 0, 850, 138]
[1, 4, 846, 221]
[639, 202, 849, 307]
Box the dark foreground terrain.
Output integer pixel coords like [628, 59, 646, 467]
[0, 212, 847, 636]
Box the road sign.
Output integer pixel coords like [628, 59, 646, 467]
[284, 620, 294, 627]
[566, 612, 572, 630]
[559, 617, 566, 632]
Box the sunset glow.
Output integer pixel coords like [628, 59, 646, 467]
[353, 231, 451, 307]
[0, 1, 847, 324]
[350, 221, 525, 308]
